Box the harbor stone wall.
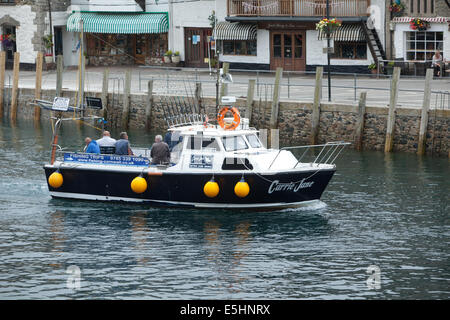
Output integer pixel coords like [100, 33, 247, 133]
[4, 87, 450, 157]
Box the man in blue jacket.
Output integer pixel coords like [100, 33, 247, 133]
[84, 137, 100, 154]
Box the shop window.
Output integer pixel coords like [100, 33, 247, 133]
[331, 42, 367, 59]
[223, 40, 257, 56]
[405, 32, 443, 61]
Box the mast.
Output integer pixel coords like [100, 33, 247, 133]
[77, 19, 85, 117]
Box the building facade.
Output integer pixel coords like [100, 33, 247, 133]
[0, 0, 70, 69]
[8, 0, 446, 74]
[388, 0, 449, 68]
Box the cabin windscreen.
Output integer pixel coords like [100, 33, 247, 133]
[245, 134, 262, 148]
[222, 136, 249, 152]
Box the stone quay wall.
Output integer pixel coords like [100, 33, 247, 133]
[4, 87, 450, 157]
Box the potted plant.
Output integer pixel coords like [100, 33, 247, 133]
[164, 50, 172, 63]
[389, 1, 405, 17]
[385, 61, 395, 75]
[171, 51, 180, 63]
[368, 63, 377, 74]
[209, 57, 217, 68]
[43, 34, 53, 63]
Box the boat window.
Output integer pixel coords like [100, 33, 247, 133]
[171, 136, 184, 153]
[187, 136, 220, 152]
[246, 134, 262, 148]
[222, 158, 253, 170]
[222, 136, 248, 151]
[202, 137, 220, 151]
[187, 136, 202, 150]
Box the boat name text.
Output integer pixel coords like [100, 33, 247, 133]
[268, 179, 314, 194]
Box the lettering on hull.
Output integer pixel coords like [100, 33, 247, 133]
[268, 179, 314, 194]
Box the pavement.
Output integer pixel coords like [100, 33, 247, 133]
[3, 65, 450, 108]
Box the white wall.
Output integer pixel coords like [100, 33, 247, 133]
[393, 23, 450, 60]
[369, 0, 385, 51]
[0, 5, 37, 64]
[62, 30, 80, 67]
[70, 0, 143, 12]
[170, 0, 216, 60]
[306, 30, 374, 66]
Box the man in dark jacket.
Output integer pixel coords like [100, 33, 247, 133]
[115, 132, 133, 155]
[150, 135, 170, 165]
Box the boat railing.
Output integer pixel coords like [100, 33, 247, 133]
[268, 141, 351, 170]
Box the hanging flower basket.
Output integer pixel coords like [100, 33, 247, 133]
[389, 3, 405, 17]
[1, 34, 15, 49]
[316, 18, 342, 36]
[409, 18, 430, 31]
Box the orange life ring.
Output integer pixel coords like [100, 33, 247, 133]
[217, 106, 240, 130]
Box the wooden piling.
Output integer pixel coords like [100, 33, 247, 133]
[245, 79, 255, 124]
[417, 68, 433, 155]
[195, 82, 202, 113]
[0, 51, 5, 119]
[269, 67, 283, 129]
[384, 67, 401, 153]
[311, 66, 323, 145]
[145, 80, 154, 130]
[219, 62, 230, 100]
[101, 68, 109, 122]
[56, 55, 63, 97]
[34, 52, 43, 122]
[354, 91, 367, 151]
[10, 52, 20, 122]
[121, 69, 132, 129]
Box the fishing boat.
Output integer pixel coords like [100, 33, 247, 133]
[35, 97, 348, 209]
[32, 20, 349, 210]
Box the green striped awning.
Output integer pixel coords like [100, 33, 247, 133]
[67, 12, 169, 34]
[318, 24, 366, 42]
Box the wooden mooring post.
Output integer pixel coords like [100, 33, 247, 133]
[417, 68, 433, 155]
[0, 51, 5, 119]
[219, 62, 230, 100]
[311, 66, 323, 145]
[269, 67, 283, 129]
[56, 55, 63, 97]
[101, 68, 109, 123]
[10, 52, 20, 122]
[145, 80, 154, 130]
[245, 79, 255, 125]
[384, 67, 401, 153]
[354, 91, 367, 151]
[34, 52, 43, 122]
[195, 82, 202, 113]
[121, 69, 132, 129]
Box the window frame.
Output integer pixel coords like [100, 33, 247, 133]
[331, 41, 368, 60]
[222, 40, 257, 56]
[405, 31, 444, 61]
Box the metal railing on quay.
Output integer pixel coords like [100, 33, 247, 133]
[134, 65, 449, 108]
